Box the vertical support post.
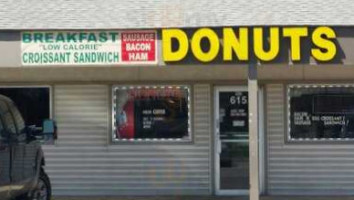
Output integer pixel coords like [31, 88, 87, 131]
[248, 63, 259, 200]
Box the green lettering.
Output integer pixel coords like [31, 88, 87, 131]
[22, 53, 28, 63]
[109, 32, 119, 42]
[99, 32, 108, 42]
[97, 52, 104, 62]
[43, 53, 48, 63]
[91, 53, 96, 62]
[66, 52, 71, 63]
[27, 53, 33, 63]
[74, 52, 78, 63]
[114, 52, 119, 62]
[56, 33, 65, 42]
[85, 53, 91, 62]
[78, 53, 84, 63]
[45, 33, 54, 43]
[61, 53, 66, 63]
[67, 33, 77, 42]
[53, 53, 58, 63]
[79, 32, 87, 42]
[34, 33, 44, 43]
[22, 33, 32, 43]
[48, 52, 53, 63]
[33, 53, 40, 63]
[107, 52, 112, 62]
[88, 33, 97, 42]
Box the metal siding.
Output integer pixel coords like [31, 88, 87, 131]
[0, 0, 354, 29]
[43, 84, 211, 196]
[266, 84, 354, 195]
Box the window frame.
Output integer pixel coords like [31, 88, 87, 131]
[111, 85, 192, 143]
[0, 85, 53, 119]
[287, 84, 354, 142]
[0, 85, 53, 144]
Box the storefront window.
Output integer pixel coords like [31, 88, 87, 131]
[0, 87, 52, 144]
[112, 85, 191, 141]
[288, 84, 354, 141]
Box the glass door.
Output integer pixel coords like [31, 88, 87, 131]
[215, 86, 249, 195]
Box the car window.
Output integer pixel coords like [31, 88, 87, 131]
[0, 100, 16, 134]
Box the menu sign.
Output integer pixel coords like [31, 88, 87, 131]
[121, 32, 157, 63]
[219, 91, 249, 139]
[290, 87, 354, 139]
[21, 31, 157, 66]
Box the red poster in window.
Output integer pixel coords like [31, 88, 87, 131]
[121, 31, 157, 64]
[117, 99, 135, 139]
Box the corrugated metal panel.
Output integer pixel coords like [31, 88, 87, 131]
[266, 84, 354, 195]
[43, 84, 211, 196]
[0, 0, 354, 29]
[53, 85, 109, 146]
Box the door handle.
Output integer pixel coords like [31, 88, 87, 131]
[216, 118, 222, 154]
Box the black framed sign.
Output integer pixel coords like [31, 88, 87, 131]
[288, 85, 354, 140]
[113, 85, 191, 141]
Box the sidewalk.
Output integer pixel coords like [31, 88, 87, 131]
[53, 197, 247, 200]
[53, 196, 354, 200]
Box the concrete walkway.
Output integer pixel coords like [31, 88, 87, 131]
[262, 197, 354, 200]
[53, 196, 354, 200]
[53, 197, 247, 200]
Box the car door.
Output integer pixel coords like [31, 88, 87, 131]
[3, 98, 26, 196]
[0, 107, 11, 200]
[8, 100, 36, 186]
[0, 97, 25, 199]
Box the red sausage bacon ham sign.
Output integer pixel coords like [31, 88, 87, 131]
[121, 32, 157, 63]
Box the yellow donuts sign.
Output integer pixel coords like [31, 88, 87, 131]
[162, 27, 337, 62]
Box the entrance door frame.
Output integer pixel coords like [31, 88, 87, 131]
[214, 86, 249, 196]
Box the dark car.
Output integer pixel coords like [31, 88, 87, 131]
[0, 95, 55, 200]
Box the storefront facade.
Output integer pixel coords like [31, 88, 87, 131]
[0, 26, 353, 199]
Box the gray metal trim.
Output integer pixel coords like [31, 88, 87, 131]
[0, 0, 353, 29]
[266, 83, 354, 195]
[43, 84, 212, 196]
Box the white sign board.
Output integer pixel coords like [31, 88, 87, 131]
[21, 31, 157, 66]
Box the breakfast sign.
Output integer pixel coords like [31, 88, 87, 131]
[21, 31, 157, 65]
